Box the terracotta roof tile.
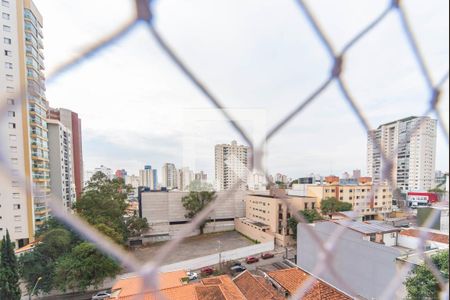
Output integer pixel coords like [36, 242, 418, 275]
[400, 229, 449, 244]
[267, 268, 351, 300]
[111, 270, 187, 298]
[195, 285, 227, 300]
[233, 271, 281, 300]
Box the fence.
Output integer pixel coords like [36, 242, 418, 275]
[0, 0, 449, 299]
[159, 241, 274, 273]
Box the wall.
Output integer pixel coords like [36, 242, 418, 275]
[234, 218, 274, 244]
[398, 234, 449, 250]
[297, 222, 405, 300]
[160, 241, 274, 273]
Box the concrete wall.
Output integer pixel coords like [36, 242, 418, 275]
[297, 222, 405, 299]
[398, 234, 449, 250]
[160, 241, 274, 273]
[234, 219, 274, 244]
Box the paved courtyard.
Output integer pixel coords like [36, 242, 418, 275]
[131, 231, 255, 265]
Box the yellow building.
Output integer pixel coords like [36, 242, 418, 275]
[236, 193, 317, 246]
[307, 183, 393, 220]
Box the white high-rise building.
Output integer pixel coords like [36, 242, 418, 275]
[47, 120, 76, 211]
[178, 167, 194, 191]
[0, 0, 47, 247]
[367, 116, 437, 192]
[139, 165, 157, 190]
[161, 163, 178, 189]
[215, 141, 249, 191]
[93, 165, 113, 180]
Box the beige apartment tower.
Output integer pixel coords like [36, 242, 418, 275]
[215, 141, 249, 191]
[0, 0, 47, 247]
[368, 116, 437, 192]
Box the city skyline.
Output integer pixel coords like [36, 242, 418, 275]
[35, 0, 449, 181]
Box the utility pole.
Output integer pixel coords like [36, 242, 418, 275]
[29, 277, 42, 300]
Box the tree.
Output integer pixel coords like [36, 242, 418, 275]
[19, 219, 121, 295]
[53, 242, 120, 292]
[74, 172, 131, 244]
[404, 250, 449, 299]
[288, 210, 323, 240]
[182, 191, 216, 234]
[0, 230, 21, 300]
[320, 197, 353, 215]
[125, 215, 150, 238]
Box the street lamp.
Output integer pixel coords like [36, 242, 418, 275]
[29, 277, 42, 300]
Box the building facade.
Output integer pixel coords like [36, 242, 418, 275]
[139, 165, 157, 190]
[161, 163, 177, 190]
[47, 120, 76, 211]
[307, 182, 393, 220]
[48, 107, 83, 198]
[178, 167, 194, 191]
[139, 191, 245, 241]
[0, 0, 47, 246]
[235, 193, 317, 246]
[367, 116, 437, 192]
[215, 141, 249, 191]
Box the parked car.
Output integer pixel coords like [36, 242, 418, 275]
[245, 256, 259, 264]
[201, 267, 214, 276]
[92, 291, 111, 300]
[230, 265, 247, 273]
[231, 261, 242, 267]
[261, 253, 275, 260]
[187, 271, 199, 280]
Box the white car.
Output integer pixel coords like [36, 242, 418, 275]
[187, 271, 199, 280]
[92, 291, 111, 300]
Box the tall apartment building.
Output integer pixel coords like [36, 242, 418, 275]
[178, 167, 194, 191]
[194, 171, 207, 183]
[368, 116, 437, 192]
[139, 165, 157, 190]
[47, 120, 76, 211]
[215, 141, 249, 191]
[0, 0, 47, 246]
[48, 107, 83, 198]
[161, 163, 178, 189]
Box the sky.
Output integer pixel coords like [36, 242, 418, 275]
[34, 0, 449, 181]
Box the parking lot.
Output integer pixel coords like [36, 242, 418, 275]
[132, 231, 255, 265]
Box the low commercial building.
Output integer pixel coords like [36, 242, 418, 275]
[139, 191, 245, 242]
[307, 182, 393, 220]
[235, 193, 317, 246]
[297, 220, 449, 300]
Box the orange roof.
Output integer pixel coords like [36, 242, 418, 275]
[233, 271, 282, 300]
[400, 229, 449, 244]
[267, 268, 351, 300]
[111, 270, 187, 298]
[112, 273, 247, 300]
[15, 241, 39, 255]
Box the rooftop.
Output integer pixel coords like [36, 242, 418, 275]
[233, 271, 283, 300]
[333, 220, 400, 235]
[267, 268, 351, 299]
[399, 229, 449, 244]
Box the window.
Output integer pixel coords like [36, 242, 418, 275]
[2, 12, 10, 20]
[5, 74, 13, 81]
[305, 203, 309, 210]
[10, 146, 17, 153]
[4, 37, 11, 44]
[312, 203, 315, 209]
[2, 0, 9, 7]
[4, 62, 13, 69]
[14, 215, 21, 221]
[6, 86, 14, 93]
[10, 158, 18, 165]
[3, 25, 11, 32]
[7, 98, 14, 105]
[13, 204, 21, 210]
[8, 111, 15, 117]
[15, 226, 22, 233]
[4, 50, 12, 56]
[9, 134, 17, 141]
[8, 122, 16, 129]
